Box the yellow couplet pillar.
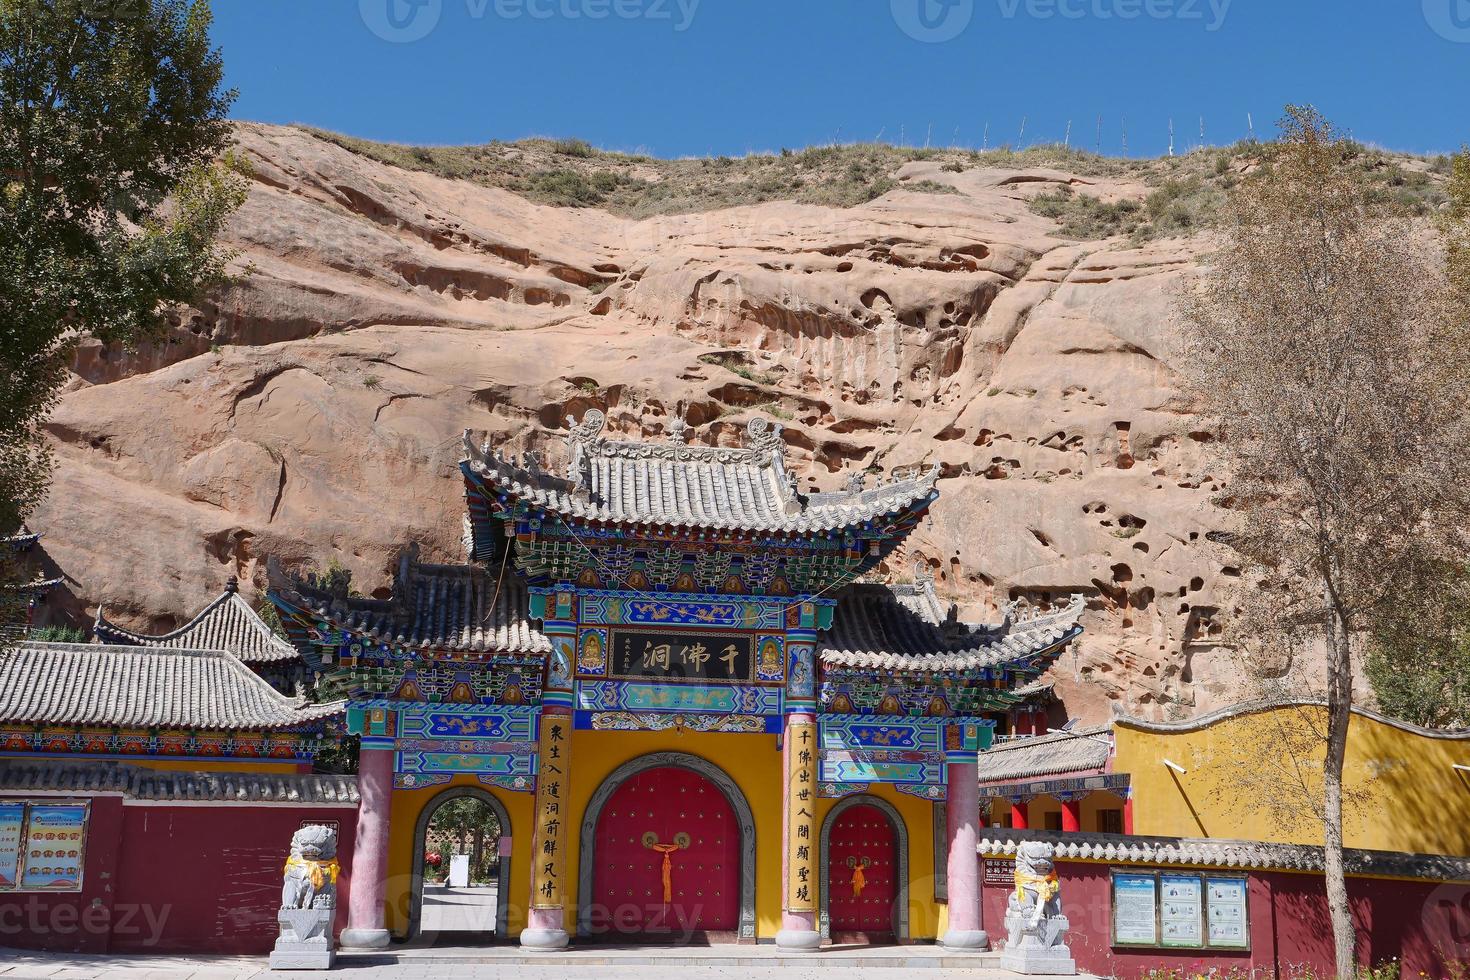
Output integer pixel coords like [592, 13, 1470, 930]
[523, 707, 573, 950]
[778, 711, 821, 951]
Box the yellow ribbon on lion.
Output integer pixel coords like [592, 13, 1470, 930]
[1013, 869, 1059, 906]
[284, 856, 341, 891]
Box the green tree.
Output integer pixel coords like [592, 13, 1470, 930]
[1366, 563, 1470, 729]
[1181, 106, 1470, 979]
[0, 0, 244, 571]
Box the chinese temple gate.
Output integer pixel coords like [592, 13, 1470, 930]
[268, 411, 1084, 950]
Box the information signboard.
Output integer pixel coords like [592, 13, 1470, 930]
[1111, 870, 1250, 951]
[1159, 873, 1204, 947]
[1205, 876, 1250, 948]
[1112, 872, 1159, 946]
[18, 802, 88, 892]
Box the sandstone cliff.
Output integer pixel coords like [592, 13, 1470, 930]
[35, 123, 1276, 722]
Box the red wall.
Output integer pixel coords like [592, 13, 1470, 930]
[1, 798, 357, 955]
[0, 796, 125, 955]
[982, 859, 1470, 979]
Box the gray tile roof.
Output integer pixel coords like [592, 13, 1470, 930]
[820, 585, 1085, 673]
[4, 525, 39, 550]
[978, 827, 1470, 881]
[0, 642, 344, 730]
[0, 759, 359, 804]
[273, 554, 550, 655]
[94, 580, 300, 664]
[463, 412, 939, 534]
[976, 728, 1113, 783]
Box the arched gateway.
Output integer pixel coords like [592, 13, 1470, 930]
[578, 752, 757, 942]
[269, 412, 1087, 950]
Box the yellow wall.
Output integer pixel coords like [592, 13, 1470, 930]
[1115, 704, 1470, 856]
[379, 728, 944, 941]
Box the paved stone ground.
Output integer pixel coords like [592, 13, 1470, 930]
[418, 883, 499, 934]
[0, 947, 1095, 980]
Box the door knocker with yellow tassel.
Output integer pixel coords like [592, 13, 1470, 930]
[642, 831, 691, 904]
[845, 854, 872, 897]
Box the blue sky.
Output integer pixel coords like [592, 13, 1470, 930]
[211, 0, 1470, 158]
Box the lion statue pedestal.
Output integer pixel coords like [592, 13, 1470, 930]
[270, 825, 340, 970]
[998, 841, 1077, 976]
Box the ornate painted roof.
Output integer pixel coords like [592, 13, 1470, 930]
[0, 642, 343, 731]
[94, 577, 300, 664]
[819, 584, 1085, 673]
[462, 412, 940, 534]
[0, 759, 359, 804]
[977, 827, 1470, 881]
[270, 552, 550, 655]
[976, 727, 1113, 784]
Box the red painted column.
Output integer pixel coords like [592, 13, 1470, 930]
[942, 749, 987, 950]
[1060, 797, 1082, 833]
[1124, 794, 1135, 835]
[1010, 800, 1030, 830]
[341, 744, 393, 948]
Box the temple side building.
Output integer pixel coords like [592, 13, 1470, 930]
[94, 575, 306, 692]
[0, 641, 342, 773]
[268, 412, 1084, 950]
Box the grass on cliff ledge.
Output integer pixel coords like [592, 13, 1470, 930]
[1029, 140, 1451, 243]
[303, 127, 1453, 241]
[304, 127, 1112, 218]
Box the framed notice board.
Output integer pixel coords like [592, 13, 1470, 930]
[1, 800, 90, 893]
[1111, 869, 1249, 951]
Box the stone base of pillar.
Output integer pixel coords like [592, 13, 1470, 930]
[519, 927, 570, 951]
[774, 928, 822, 951]
[338, 927, 390, 949]
[940, 928, 990, 950]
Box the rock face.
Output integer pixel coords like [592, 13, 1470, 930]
[36, 123, 1241, 723]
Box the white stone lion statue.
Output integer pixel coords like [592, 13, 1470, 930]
[1005, 840, 1066, 948]
[281, 824, 339, 911]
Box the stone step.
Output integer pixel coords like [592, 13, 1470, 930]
[338, 947, 1005, 969]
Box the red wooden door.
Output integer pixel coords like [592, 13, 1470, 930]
[589, 766, 739, 940]
[827, 804, 898, 942]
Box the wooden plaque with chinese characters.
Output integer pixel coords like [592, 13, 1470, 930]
[608, 629, 755, 683]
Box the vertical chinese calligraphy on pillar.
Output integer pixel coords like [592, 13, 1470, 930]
[530, 712, 571, 910]
[784, 715, 818, 913]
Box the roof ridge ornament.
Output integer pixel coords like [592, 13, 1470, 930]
[667, 406, 690, 443]
[565, 410, 604, 498]
[742, 416, 785, 461]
